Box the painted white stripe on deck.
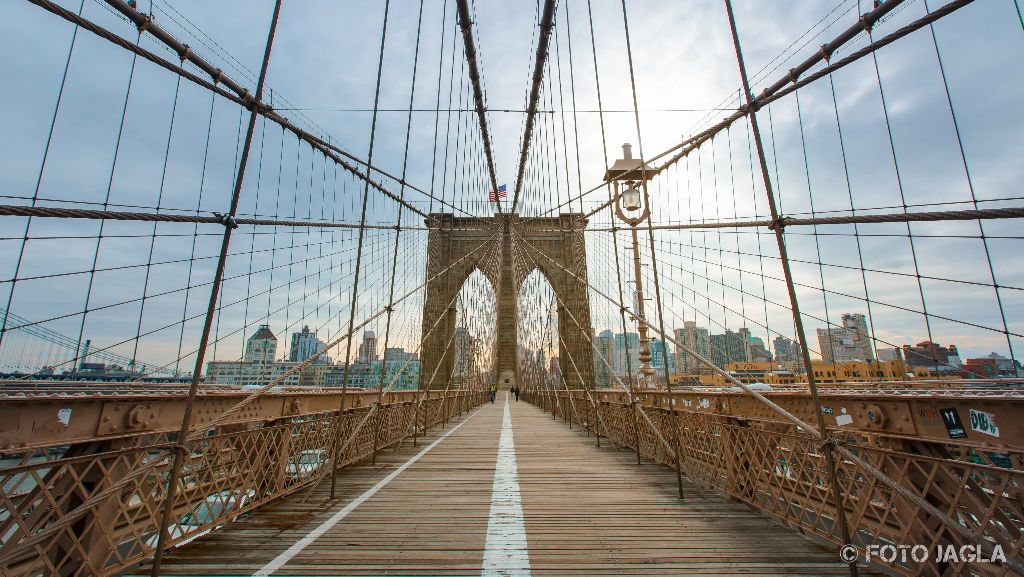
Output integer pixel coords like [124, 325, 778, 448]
[482, 393, 531, 577]
[253, 407, 483, 576]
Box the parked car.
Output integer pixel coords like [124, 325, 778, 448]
[285, 449, 327, 481]
[145, 489, 255, 549]
[727, 382, 773, 392]
[241, 384, 283, 392]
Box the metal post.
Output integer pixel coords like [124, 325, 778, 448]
[628, 224, 647, 466]
[149, 3, 282, 575]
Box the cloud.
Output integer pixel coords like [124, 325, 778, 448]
[0, 0, 1019, 374]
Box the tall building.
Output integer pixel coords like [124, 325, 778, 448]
[593, 333, 614, 387]
[612, 332, 640, 376]
[842, 313, 873, 359]
[289, 325, 330, 364]
[773, 336, 805, 373]
[677, 322, 710, 374]
[358, 331, 378, 363]
[748, 336, 772, 363]
[245, 325, 277, 363]
[710, 330, 748, 369]
[454, 326, 476, 375]
[817, 313, 874, 363]
[902, 341, 961, 374]
[737, 327, 755, 363]
[648, 339, 675, 382]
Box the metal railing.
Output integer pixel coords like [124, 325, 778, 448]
[0, 387, 487, 577]
[527, 388, 1023, 577]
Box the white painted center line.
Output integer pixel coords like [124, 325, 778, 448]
[482, 393, 531, 577]
[253, 407, 484, 577]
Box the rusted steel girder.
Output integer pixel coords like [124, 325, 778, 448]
[534, 389, 1024, 577]
[593, 387, 1024, 453]
[0, 387, 423, 453]
[511, 0, 557, 213]
[0, 390, 487, 577]
[455, 0, 501, 210]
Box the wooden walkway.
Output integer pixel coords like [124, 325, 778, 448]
[139, 393, 855, 576]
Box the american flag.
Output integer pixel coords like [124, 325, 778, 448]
[488, 184, 507, 201]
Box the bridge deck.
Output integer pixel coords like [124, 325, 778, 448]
[140, 394, 854, 576]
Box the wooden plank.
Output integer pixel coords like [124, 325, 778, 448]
[135, 396, 868, 576]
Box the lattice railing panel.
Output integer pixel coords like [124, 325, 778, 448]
[0, 391, 486, 577]
[528, 391, 1023, 577]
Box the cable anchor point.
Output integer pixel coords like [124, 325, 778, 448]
[768, 216, 790, 231]
[213, 213, 239, 229]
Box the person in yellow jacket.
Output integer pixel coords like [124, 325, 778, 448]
[489, 384, 497, 403]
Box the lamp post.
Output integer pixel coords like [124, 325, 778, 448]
[606, 143, 657, 388]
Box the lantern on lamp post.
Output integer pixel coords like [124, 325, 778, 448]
[604, 143, 657, 387]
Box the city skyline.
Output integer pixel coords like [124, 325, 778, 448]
[4, 303, 1020, 381]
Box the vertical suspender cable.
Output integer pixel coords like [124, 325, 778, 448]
[794, 89, 838, 372]
[585, 0, 633, 405]
[174, 91, 216, 377]
[131, 74, 182, 368]
[376, 0, 427, 463]
[71, 17, 145, 374]
[331, 0, 392, 500]
[150, 2, 283, 574]
[618, 0, 673, 393]
[866, 18, 937, 374]
[721, 2, 857, 574]
[0, 0, 85, 353]
[923, 0, 1016, 369]
[827, 72, 881, 375]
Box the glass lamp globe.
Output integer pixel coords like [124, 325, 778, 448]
[621, 186, 642, 212]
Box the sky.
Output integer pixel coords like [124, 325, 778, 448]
[0, 0, 1021, 375]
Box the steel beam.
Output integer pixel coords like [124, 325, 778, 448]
[511, 0, 557, 213]
[455, 0, 501, 210]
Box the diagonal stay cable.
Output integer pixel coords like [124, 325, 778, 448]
[521, 0, 975, 225]
[0, 229, 498, 567]
[510, 0, 557, 213]
[512, 228, 1023, 573]
[24, 0, 474, 219]
[298, 238, 499, 501]
[0, 204, 438, 229]
[511, 234, 687, 496]
[455, 0, 500, 210]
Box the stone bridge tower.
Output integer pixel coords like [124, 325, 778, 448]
[420, 213, 593, 390]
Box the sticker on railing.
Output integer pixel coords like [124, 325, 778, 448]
[835, 407, 853, 427]
[969, 409, 999, 438]
[939, 407, 967, 439]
